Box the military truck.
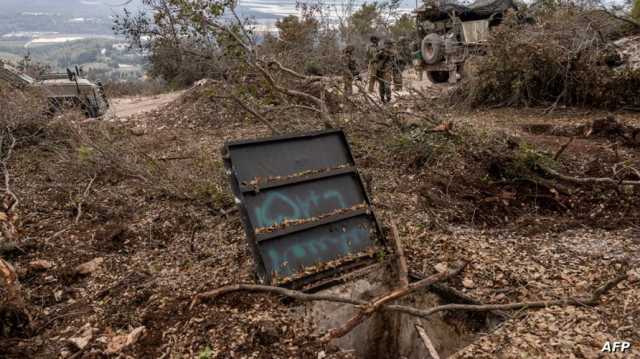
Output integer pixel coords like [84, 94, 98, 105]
[0, 60, 109, 118]
[414, 0, 516, 84]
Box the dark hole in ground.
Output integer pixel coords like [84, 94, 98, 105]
[299, 265, 502, 358]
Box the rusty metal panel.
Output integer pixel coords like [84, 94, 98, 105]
[223, 129, 386, 287]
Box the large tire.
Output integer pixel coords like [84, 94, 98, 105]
[421, 34, 444, 65]
[426, 71, 450, 84]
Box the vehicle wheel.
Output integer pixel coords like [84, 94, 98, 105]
[426, 71, 450, 84]
[421, 33, 444, 65]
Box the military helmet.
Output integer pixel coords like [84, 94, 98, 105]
[370, 35, 380, 43]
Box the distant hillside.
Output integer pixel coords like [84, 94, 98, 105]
[2, 0, 143, 17]
[1, 0, 417, 36]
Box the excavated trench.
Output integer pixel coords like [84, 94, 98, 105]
[299, 265, 499, 358]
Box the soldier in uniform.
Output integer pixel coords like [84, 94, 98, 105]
[342, 45, 358, 96]
[375, 39, 396, 103]
[366, 36, 380, 93]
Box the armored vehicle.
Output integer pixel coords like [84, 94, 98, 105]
[414, 0, 516, 84]
[0, 61, 109, 118]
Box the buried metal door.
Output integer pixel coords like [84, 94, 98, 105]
[223, 129, 387, 288]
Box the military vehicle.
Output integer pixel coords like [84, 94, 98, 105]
[0, 60, 109, 118]
[414, 0, 516, 84]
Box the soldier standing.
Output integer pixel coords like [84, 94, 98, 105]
[366, 36, 380, 93]
[342, 45, 358, 96]
[375, 39, 396, 103]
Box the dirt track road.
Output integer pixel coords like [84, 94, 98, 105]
[108, 91, 185, 119]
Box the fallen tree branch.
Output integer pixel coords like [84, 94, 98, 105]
[191, 270, 628, 334]
[0, 258, 20, 303]
[598, 7, 640, 29]
[154, 156, 196, 162]
[390, 221, 409, 288]
[321, 261, 466, 341]
[415, 272, 628, 317]
[267, 60, 323, 82]
[417, 275, 511, 319]
[75, 175, 97, 224]
[553, 137, 574, 161]
[415, 324, 441, 359]
[540, 165, 640, 186]
[0, 129, 18, 214]
[213, 95, 280, 134]
[254, 61, 332, 124]
[190, 283, 365, 310]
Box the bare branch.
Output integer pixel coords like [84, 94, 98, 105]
[0, 129, 18, 213]
[321, 261, 466, 341]
[415, 325, 441, 359]
[191, 271, 629, 331]
[540, 165, 640, 186]
[211, 95, 280, 134]
[390, 221, 409, 288]
[416, 272, 629, 317]
[598, 7, 640, 29]
[75, 175, 97, 224]
[553, 137, 574, 161]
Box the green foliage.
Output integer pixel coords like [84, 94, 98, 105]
[390, 127, 466, 168]
[633, 0, 640, 20]
[113, 0, 235, 86]
[276, 15, 319, 49]
[458, 8, 640, 109]
[190, 159, 233, 207]
[77, 145, 95, 162]
[502, 144, 554, 180]
[349, 3, 383, 39]
[197, 346, 214, 359]
[389, 14, 416, 39]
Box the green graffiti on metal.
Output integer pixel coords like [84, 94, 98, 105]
[254, 189, 347, 228]
[265, 225, 370, 276]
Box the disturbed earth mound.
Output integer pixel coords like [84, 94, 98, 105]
[0, 83, 638, 358]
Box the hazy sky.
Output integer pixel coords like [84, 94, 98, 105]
[3, 0, 417, 19]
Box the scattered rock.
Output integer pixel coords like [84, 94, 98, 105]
[462, 278, 475, 289]
[75, 258, 104, 276]
[106, 326, 146, 354]
[130, 127, 146, 136]
[434, 262, 448, 273]
[67, 323, 95, 350]
[29, 260, 53, 271]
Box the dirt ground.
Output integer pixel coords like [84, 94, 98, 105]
[106, 91, 186, 119]
[1, 86, 639, 358]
